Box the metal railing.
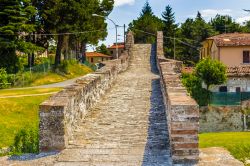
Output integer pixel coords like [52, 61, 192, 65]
[210, 92, 250, 106]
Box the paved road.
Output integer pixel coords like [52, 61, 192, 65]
[0, 44, 172, 165]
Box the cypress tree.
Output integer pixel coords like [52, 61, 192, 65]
[162, 5, 178, 58]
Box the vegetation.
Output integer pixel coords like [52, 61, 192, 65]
[0, 60, 93, 88]
[128, 1, 163, 43]
[182, 73, 210, 106]
[11, 127, 39, 154]
[0, 88, 60, 149]
[96, 44, 111, 55]
[200, 132, 250, 165]
[0, 0, 114, 74]
[182, 58, 226, 106]
[162, 5, 178, 59]
[196, 58, 227, 90]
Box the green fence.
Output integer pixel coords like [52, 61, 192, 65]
[210, 92, 250, 106]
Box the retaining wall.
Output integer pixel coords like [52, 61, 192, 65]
[200, 106, 243, 132]
[39, 32, 134, 152]
[156, 31, 199, 164]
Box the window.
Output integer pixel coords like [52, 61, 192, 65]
[110, 51, 113, 54]
[243, 51, 250, 63]
[91, 58, 94, 63]
[236, 87, 241, 93]
[219, 86, 228, 92]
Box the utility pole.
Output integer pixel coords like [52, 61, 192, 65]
[174, 34, 176, 60]
[124, 24, 126, 49]
[92, 14, 119, 59]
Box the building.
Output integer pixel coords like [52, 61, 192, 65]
[86, 52, 112, 64]
[200, 33, 250, 67]
[108, 43, 125, 59]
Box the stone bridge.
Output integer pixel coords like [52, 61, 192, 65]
[2, 32, 200, 165]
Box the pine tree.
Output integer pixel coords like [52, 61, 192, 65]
[141, 1, 153, 16]
[0, 0, 36, 73]
[162, 5, 178, 58]
[128, 1, 163, 43]
[210, 14, 243, 34]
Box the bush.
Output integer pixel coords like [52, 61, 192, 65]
[182, 73, 210, 106]
[11, 127, 39, 154]
[57, 60, 77, 74]
[0, 68, 9, 89]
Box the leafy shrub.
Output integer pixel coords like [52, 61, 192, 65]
[182, 73, 210, 106]
[0, 68, 9, 89]
[57, 60, 77, 74]
[11, 127, 39, 154]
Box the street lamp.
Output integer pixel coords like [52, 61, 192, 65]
[92, 14, 119, 59]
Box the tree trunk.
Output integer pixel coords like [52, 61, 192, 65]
[55, 35, 64, 67]
[81, 42, 87, 63]
[28, 54, 32, 67]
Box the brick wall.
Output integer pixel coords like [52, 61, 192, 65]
[156, 31, 199, 164]
[39, 32, 134, 152]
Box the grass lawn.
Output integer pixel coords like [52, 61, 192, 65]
[199, 132, 250, 164]
[0, 88, 61, 148]
[0, 88, 61, 97]
[30, 64, 93, 86]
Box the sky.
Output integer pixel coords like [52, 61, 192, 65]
[92, 0, 250, 50]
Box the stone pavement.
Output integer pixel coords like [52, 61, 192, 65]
[0, 44, 172, 165]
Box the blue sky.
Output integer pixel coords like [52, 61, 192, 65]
[93, 0, 250, 49]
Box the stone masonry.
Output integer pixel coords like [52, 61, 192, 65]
[156, 31, 199, 164]
[39, 32, 133, 151]
[2, 40, 174, 165]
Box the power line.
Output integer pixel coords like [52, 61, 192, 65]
[0, 27, 116, 36]
[131, 28, 199, 50]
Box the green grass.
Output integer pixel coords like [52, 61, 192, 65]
[0, 88, 61, 97]
[199, 132, 250, 164]
[30, 64, 93, 86]
[0, 88, 61, 148]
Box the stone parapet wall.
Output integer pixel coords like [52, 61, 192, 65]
[156, 31, 199, 164]
[39, 33, 134, 152]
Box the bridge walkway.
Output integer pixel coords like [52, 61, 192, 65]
[0, 44, 172, 166]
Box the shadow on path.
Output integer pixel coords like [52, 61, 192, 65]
[142, 45, 172, 166]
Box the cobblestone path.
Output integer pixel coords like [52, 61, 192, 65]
[0, 44, 172, 165]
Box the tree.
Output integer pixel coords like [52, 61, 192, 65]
[96, 44, 111, 55]
[128, 1, 163, 43]
[75, 0, 114, 63]
[210, 15, 243, 34]
[178, 12, 216, 64]
[162, 5, 178, 58]
[41, 0, 114, 66]
[0, 0, 37, 73]
[195, 58, 227, 90]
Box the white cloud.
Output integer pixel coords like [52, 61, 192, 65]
[200, 9, 232, 18]
[114, 0, 135, 7]
[236, 16, 250, 24]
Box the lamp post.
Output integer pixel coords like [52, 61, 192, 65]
[92, 14, 119, 59]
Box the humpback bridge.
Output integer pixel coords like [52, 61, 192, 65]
[38, 31, 199, 165]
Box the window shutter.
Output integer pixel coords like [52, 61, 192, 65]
[243, 51, 250, 63]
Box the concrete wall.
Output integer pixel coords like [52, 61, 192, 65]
[156, 31, 199, 164]
[220, 46, 250, 67]
[200, 106, 243, 133]
[39, 32, 134, 152]
[211, 77, 250, 92]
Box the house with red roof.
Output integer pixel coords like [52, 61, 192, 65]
[201, 33, 250, 93]
[107, 42, 125, 59]
[200, 33, 250, 67]
[86, 52, 112, 64]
